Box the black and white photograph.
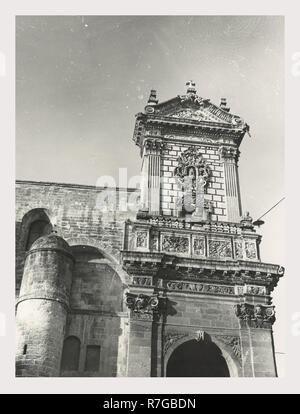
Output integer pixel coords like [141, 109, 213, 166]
[15, 14, 285, 379]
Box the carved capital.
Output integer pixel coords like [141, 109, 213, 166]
[125, 292, 166, 320]
[143, 138, 164, 154]
[218, 145, 240, 163]
[235, 303, 275, 328]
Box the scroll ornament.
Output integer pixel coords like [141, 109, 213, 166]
[214, 335, 242, 361]
[235, 303, 275, 327]
[174, 146, 211, 185]
[125, 293, 165, 317]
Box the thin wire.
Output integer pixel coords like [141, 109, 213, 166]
[256, 197, 285, 221]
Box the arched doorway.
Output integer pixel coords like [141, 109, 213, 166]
[166, 339, 230, 377]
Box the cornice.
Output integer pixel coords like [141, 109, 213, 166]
[121, 250, 284, 291]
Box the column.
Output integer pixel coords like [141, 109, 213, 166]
[140, 139, 162, 215]
[219, 146, 242, 222]
[235, 303, 277, 377]
[125, 292, 165, 377]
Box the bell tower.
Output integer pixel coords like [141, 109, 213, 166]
[122, 81, 284, 377]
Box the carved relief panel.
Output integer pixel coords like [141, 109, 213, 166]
[208, 238, 233, 259]
[161, 234, 190, 255]
[173, 146, 212, 219]
[244, 240, 257, 260]
[234, 238, 258, 261]
[192, 237, 206, 257]
[135, 229, 149, 250]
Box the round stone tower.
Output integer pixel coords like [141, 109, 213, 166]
[16, 232, 74, 376]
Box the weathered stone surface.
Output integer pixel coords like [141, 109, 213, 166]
[15, 82, 283, 377]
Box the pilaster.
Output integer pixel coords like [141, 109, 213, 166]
[125, 292, 166, 377]
[140, 138, 163, 215]
[235, 303, 277, 377]
[219, 146, 242, 222]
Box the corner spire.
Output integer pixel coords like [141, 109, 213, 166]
[147, 89, 158, 105]
[220, 97, 230, 112]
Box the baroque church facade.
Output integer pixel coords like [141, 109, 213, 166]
[15, 81, 284, 377]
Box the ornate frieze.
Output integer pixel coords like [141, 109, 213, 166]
[208, 239, 232, 259]
[132, 276, 152, 287]
[235, 303, 275, 328]
[161, 235, 189, 254]
[122, 250, 283, 292]
[245, 285, 266, 296]
[145, 215, 243, 234]
[166, 280, 235, 295]
[164, 134, 235, 146]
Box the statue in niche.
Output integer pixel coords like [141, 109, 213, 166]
[174, 146, 212, 221]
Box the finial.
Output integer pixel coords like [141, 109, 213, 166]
[220, 97, 227, 107]
[220, 97, 230, 112]
[240, 211, 254, 229]
[186, 80, 196, 95]
[147, 89, 158, 105]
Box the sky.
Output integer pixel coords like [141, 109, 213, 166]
[16, 15, 285, 372]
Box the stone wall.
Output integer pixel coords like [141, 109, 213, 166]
[16, 180, 137, 294]
[16, 300, 67, 376]
[165, 295, 239, 330]
[15, 238, 74, 377]
[15, 180, 136, 377]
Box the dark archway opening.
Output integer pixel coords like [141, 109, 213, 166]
[26, 219, 52, 250]
[166, 340, 230, 377]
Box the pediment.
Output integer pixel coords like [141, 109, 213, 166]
[170, 106, 223, 123]
[152, 95, 244, 127]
